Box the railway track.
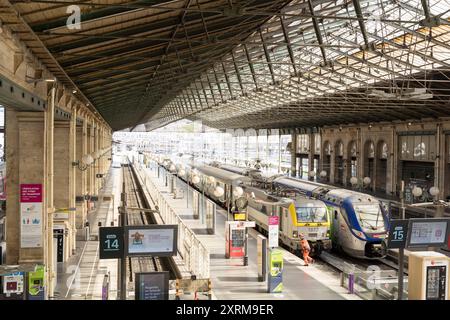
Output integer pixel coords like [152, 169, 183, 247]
[121, 161, 171, 292]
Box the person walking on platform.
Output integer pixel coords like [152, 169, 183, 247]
[300, 234, 314, 266]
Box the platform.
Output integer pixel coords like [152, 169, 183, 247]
[54, 167, 121, 300]
[141, 163, 359, 300]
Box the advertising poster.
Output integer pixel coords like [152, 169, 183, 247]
[20, 184, 43, 248]
[127, 226, 177, 256]
[268, 216, 279, 248]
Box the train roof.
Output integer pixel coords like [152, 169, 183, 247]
[219, 164, 260, 176]
[273, 176, 380, 203]
[195, 165, 251, 185]
[273, 176, 333, 193]
[325, 189, 379, 203]
[244, 185, 326, 208]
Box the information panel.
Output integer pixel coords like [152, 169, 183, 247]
[20, 184, 43, 248]
[135, 272, 169, 300]
[126, 225, 178, 257]
[407, 219, 449, 247]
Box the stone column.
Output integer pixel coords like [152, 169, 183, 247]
[69, 107, 77, 253]
[5, 108, 52, 297]
[53, 120, 71, 261]
[291, 133, 297, 177]
[329, 146, 335, 184]
[75, 118, 87, 230]
[435, 123, 445, 199]
[308, 133, 315, 179]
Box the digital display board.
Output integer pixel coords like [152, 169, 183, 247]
[125, 225, 178, 256]
[407, 219, 449, 247]
[135, 272, 169, 300]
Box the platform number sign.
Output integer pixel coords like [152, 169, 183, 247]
[387, 220, 409, 249]
[99, 227, 124, 259]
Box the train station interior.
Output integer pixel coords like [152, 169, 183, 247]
[0, 0, 450, 304]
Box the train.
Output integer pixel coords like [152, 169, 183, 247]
[272, 177, 389, 259]
[146, 153, 388, 259]
[149, 155, 332, 255]
[244, 185, 331, 254]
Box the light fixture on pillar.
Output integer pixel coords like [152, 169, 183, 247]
[72, 154, 94, 171]
[213, 186, 224, 197]
[429, 186, 439, 199]
[412, 186, 423, 200]
[233, 186, 244, 197]
[192, 175, 201, 185]
[363, 176, 371, 186]
[308, 170, 315, 178]
[319, 170, 327, 178]
[350, 176, 358, 186]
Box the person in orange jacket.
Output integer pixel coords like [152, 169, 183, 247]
[300, 234, 314, 266]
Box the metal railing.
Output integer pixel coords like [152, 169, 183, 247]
[134, 163, 210, 280]
[340, 262, 408, 300]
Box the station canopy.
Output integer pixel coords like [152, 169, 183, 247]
[3, 0, 450, 131]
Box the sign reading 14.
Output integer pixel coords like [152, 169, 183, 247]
[105, 235, 119, 250]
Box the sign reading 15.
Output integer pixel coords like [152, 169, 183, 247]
[392, 226, 404, 240]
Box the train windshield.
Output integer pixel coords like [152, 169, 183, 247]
[296, 207, 328, 223]
[353, 204, 386, 232]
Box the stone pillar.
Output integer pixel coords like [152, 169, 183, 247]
[75, 119, 87, 230]
[69, 107, 77, 253]
[94, 125, 99, 195]
[88, 120, 95, 199]
[53, 120, 72, 261]
[5, 108, 52, 297]
[308, 133, 315, 178]
[329, 147, 335, 184]
[435, 123, 445, 200]
[291, 133, 297, 177]
[390, 127, 398, 195]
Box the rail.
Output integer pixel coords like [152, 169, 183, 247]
[133, 160, 210, 280]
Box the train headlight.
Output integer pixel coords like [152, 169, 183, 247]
[352, 229, 366, 240]
[293, 231, 298, 238]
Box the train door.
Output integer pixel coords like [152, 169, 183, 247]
[331, 206, 340, 248]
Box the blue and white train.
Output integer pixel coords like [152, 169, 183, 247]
[272, 177, 389, 259]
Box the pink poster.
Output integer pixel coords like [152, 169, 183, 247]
[269, 216, 279, 226]
[20, 184, 43, 203]
[20, 184, 43, 248]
